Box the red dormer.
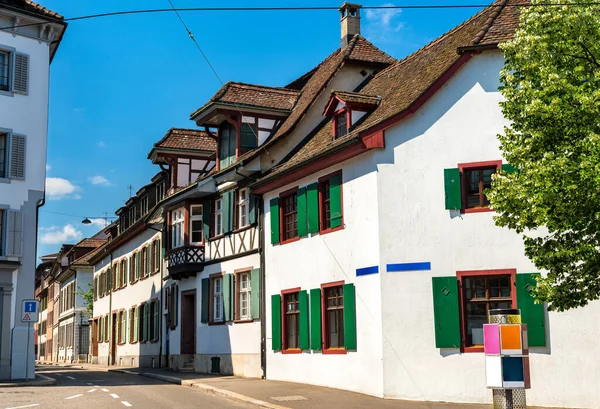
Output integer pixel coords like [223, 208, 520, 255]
[323, 90, 381, 138]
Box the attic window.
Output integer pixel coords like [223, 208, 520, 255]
[334, 112, 349, 138]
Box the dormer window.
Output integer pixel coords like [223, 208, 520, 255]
[141, 195, 148, 216]
[335, 112, 349, 138]
[324, 91, 381, 139]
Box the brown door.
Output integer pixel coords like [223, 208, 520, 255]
[111, 313, 117, 364]
[181, 290, 196, 355]
[92, 319, 98, 356]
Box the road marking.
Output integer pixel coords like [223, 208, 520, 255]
[94, 385, 100, 387]
[110, 394, 120, 399]
[6, 405, 41, 409]
[86, 382, 93, 385]
[121, 402, 132, 407]
[101, 388, 109, 392]
[65, 394, 83, 400]
[87, 389, 96, 393]
[66, 375, 76, 380]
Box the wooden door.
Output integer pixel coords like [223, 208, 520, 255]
[92, 319, 98, 356]
[181, 290, 196, 355]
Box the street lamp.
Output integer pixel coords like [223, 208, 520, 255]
[81, 218, 92, 225]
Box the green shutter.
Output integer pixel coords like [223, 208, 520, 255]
[143, 304, 150, 341]
[444, 168, 462, 210]
[223, 274, 233, 322]
[134, 307, 139, 342]
[223, 190, 234, 233]
[251, 268, 260, 319]
[330, 174, 342, 228]
[516, 273, 546, 347]
[310, 288, 322, 351]
[270, 198, 280, 245]
[203, 199, 212, 240]
[271, 294, 282, 351]
[306, 183, 319, 234]
[146, 245, 152, 276]
[135, 253, 140, 280]
[299, 290, 309, 350]
[154, 302, 160, 340]
[201, 278, 210, 323]
[249, 194, 257, 225]
[297, 187, 307, 237]
[343, 283, 357, 350]
[432, 276, 461, 348]
[502, 164, 517, 174]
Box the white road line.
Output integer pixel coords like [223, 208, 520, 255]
[94, 385, 100, 387]
[87, 389, 97, 393]
[6, 404, 41, 409]
[66, 375, 76, 380]
[121, 402, 132, 407]
[110, 394, 120, 399]
[65, 394, 83, 400]
[101, 388, 109, 392]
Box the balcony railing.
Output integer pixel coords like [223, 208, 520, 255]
[167, 245, 205, 279]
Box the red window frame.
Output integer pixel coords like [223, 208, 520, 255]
[279, 187, 299, 245]
[318, 171, 344, 235]
[280, 287, 301, 354]
[457, 268, 517, 353]
[458, 160, 502, 214]
[321, 280, 347, 354]
[332, 108, 350, 139]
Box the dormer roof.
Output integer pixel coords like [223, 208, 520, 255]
[323, 90, 381, 116]
[148, 128, 217, 163]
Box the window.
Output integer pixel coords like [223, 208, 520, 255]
[318, 172, 343, 233]
[141, 195, 148, 215]
[321, 179, 331, 229]
[0, 133, 6, 178]
[237, 189, 249, 228]
[0, 50, 9, 91]
[445, 161, 503, 213]
[129, 206, 136, 224]
[150, 300, 158, 341]
[104, 315, 109, 342]
[119, 311, 126, 344]
[120, 260, 126, 288]
[219, 122, 237, 169]
[284, 292, 300, 350]
[238, 272, 251, 320]
[281, 193, 298, 241]
[190, 205, 203, 244]
[0, 209, 3, 255]
[130, 253, 137, 283]
[152, 239, 160, 273]
[141, 246, 148, 278]
[171, 208, 184, 248]
[129, 307, 136, 343]
[133, 306, 139, 343]
[156, 182, 165, 203]
[213, 277, 223, 322]
[324, 286, 344, 349]
[240, 119, 258, 154]
[335, 112, 348, 138]
[214, 198, 223, 236]
[176, 158, 207, 187]
[464, 167, 496, 209]
[139, 304, 146, 342]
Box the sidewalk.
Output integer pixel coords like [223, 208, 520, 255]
[0, 374, 56, 387]
[102, 365, 568, 409]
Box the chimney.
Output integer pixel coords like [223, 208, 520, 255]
[339, 2, 362, 48]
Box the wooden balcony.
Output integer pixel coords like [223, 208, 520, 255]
[167, 245, 205, 280]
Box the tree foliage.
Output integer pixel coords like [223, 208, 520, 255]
[488, 0, 600, 311]
[76, 282, 94, 314]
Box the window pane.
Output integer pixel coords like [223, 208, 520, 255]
[286, 315, 297, 348]
[283, 194, 298, 240]
[465, 302, 487, 345]
[191, 205, 203, 216]
[0, 133, 6, 178]
[0, 52, 8, 91]
[336, 114, 348, 137]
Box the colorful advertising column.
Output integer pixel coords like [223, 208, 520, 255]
[483, 309, 530, 409]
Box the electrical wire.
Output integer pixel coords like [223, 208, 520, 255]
[40, 210, 117, 219]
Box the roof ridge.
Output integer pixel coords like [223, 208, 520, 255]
[471, 0, 509, 45]
[228, 81, 301, 94]
[347, 34, 396, 62]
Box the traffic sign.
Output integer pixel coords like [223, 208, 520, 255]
[21, 299, 39, 322]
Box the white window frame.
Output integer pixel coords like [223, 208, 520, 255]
[171, 207, 185, 249]
[189, 205, 203, 245]
[141, 195, 148, 215]
[213, 277, 223, 322]
[214, 198, 223, 236]
[239, 272, 251, 320]
[238, 188, 249, 228]
[156, 182, 164, 203]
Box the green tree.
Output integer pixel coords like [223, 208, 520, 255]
[76, 282, 94, 314]
[488, 0, 600, 311]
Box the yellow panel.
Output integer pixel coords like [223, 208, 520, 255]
[507, 314, 522, 324]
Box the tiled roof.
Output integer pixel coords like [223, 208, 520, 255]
[347, 36, 396, 64]
[0, 0, 63, 20]
[258, 0, 525, 182]
[152, 128, 217, 152]
[331, 90, 381, 106]
[191, 82, 301, 119]
[70, 238, 107, 266]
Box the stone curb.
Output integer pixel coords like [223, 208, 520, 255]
[108, 369, 289, 409]
[0, 373, 57, 388]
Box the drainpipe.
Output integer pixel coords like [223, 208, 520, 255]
[257, 196, 266, 379]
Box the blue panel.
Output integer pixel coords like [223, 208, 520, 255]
[502, 357, 524, 382]
[387, 262, 431, 272]
[356, 266, 379, 276]
[24, 302, 37, 312]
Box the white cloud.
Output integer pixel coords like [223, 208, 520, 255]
[364, 4, 404, 42]
[85, 218, 109, 229]
[46, 164, 51, 171]
[88, 175, 111, 186]
[40, 224, 83, 245]
[45, 177, 81, 200]
[97, 141, 106, 147]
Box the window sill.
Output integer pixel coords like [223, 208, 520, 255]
[319, 225, 344, 236]
[233, 319, 254, 324]
[129, 341, 138, 345]
[462, 346, 484, 353]
[281, 348, 302, 355]
[208, 321, 225, 326]
[463, 207, 494, 214]
[209, 234, 225, 241]
[279, 236, 300, 246]
[232, 225, 253, 234]
[322, 347, 347, 355]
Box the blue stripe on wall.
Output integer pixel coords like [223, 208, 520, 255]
[387, 262, 431, 272]
[356, 266, 379, 276]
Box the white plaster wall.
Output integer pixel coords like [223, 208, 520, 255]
[375, 50, 600, 408]
[264, 153, 384, 397]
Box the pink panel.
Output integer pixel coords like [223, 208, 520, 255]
[484, 324, 500, 355]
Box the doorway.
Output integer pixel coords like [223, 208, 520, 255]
[181, 290, 196, 355]
[91, 319, 98, 357]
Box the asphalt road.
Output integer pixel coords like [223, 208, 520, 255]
[0, 367, 255, 409]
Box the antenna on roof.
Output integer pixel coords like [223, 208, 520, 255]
[128, 185, 133, 198]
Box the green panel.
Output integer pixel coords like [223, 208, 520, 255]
[431, 276, 461, 348]
[223, 274, 233, 322]
[143, 304, 149, 342]
[297, 187, 307, 237]
[516, 273, 546, 347]
[271, 294, 282, 351]
[240, 123, 258, 152]
[502, 163, 517, 174]
[135, 252, 140, 280]
[134, 307, 139, 342]
[330, 174, 343, 228]
[203, 200, 211, 240]
[269, 198, 280, 245]
[299, 290, 309, 350]
[306, 183, 319, 234]
[443, 168, 462, 210]
[154, 302, 160, 340]
[201, 278, 210, 323]
[219, 123, 236, 169]
[310, 288, 322, 351]
[249, 194, 257, 225]
[343, 283, 357, 350]
[250, 268, 260, 319]
[223, 190, 234, 234]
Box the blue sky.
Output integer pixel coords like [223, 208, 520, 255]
[37, 0, 485, 258]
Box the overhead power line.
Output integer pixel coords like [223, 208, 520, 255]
[1, 3, 600, 31]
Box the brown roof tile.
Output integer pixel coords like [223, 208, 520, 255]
[153, 128, 217, 152]
[70, 238, 107, 266]
[347, 36, 396, 64]
[475, 0, 527, 46]
[0, 0, 63, 20]
[330, 90, 381, 106]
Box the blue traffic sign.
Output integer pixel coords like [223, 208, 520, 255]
[24, 301, 37, 313]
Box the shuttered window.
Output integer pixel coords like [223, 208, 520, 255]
[319, 172, 343, 231]
[129, 307, 135, 343]
[8, 133, 25, 180]
[284, 292, 300, 350]
[5, 210, 23, 257]
[13, 53, 29, 95]
[0, 133, 6, 178]
[281, 193, 298, 242]
[0, 50, 9, 91]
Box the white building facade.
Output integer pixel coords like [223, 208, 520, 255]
[0, 0, 65, 380]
